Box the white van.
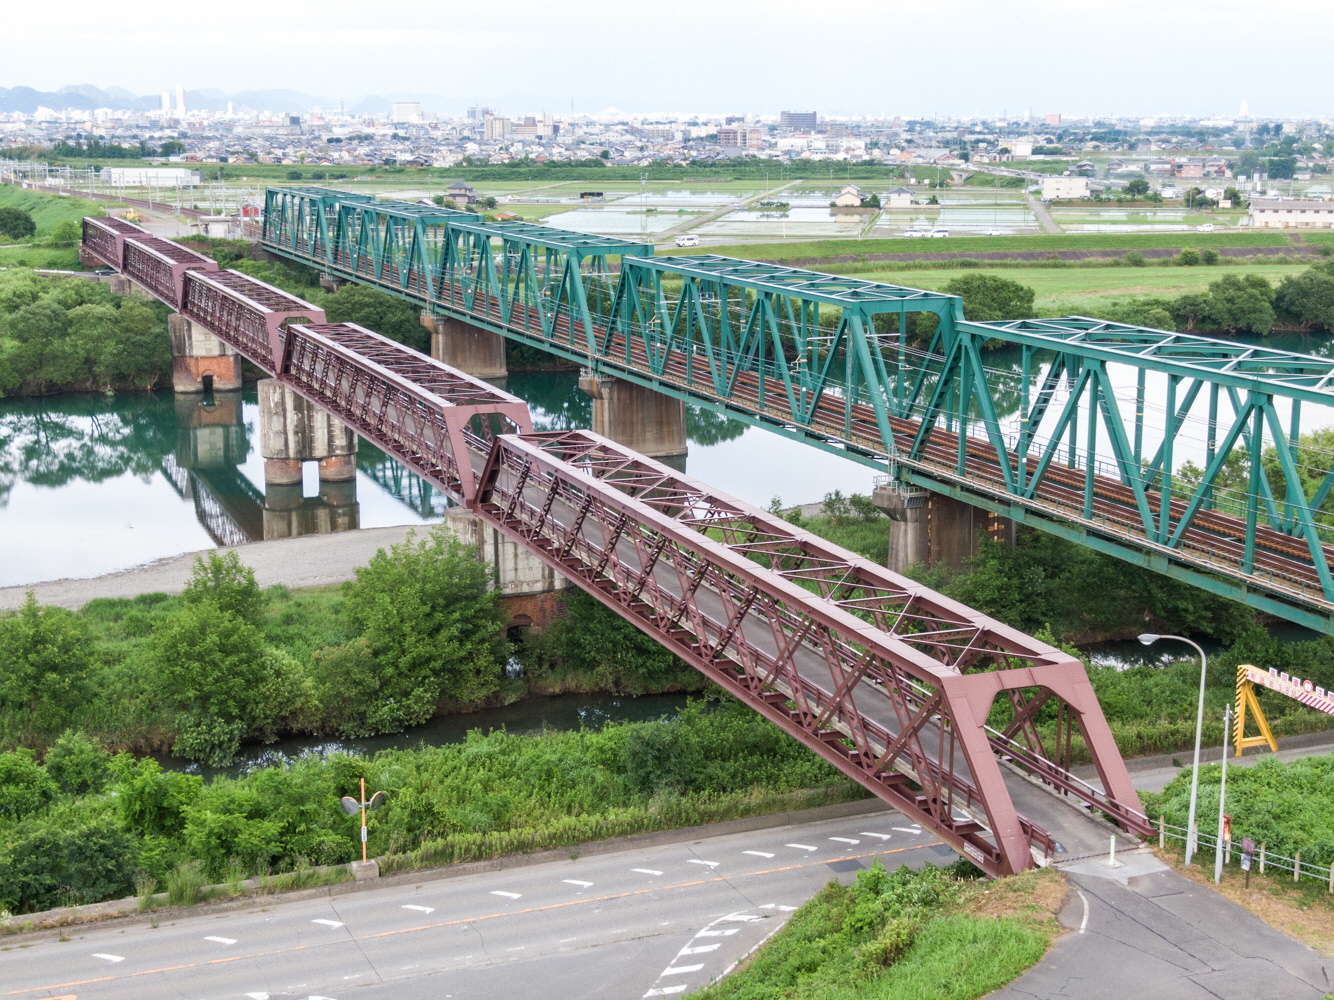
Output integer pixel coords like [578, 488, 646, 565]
[674, 234, 700, 248]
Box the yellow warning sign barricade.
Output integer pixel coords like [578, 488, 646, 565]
[1233, 664, 1334, 757]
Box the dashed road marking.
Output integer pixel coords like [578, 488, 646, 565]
[892, 827, 922, 834]
[696, 928, 740, 937]
[719, 913, 761, 922]
[786, 843, 817, 851]
[662, 964, 704, 975]
[91, 954, 124, 963]
[742, 850, 774, 858]
[643, 987, 687, 997]
[829, 837, 860, 845]
[860, 832, 892, 840]
[490, 891, 522, 899]
[686, 859, 719, 868]
[633, 868, 664, 875]
[402, 905, 435, 914]
[203, 936, 236, 945]
[311, 919, 344, 928]
[244, 993, 269, 999]
[679, 943, 721, 955]
[562, 879, 594, 888]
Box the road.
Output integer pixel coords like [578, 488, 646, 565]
[1026, 193, 1062, 234]
[0, 808, 952, 1000]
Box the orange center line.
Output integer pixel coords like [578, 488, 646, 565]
[4, 843, 942, 996]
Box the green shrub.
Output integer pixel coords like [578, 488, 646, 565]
[0, 821, 135, 912]
[0, 748, 59, 819]
[42, 731, 111, 794]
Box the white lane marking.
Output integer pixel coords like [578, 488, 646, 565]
[786, 843, 818, 851]
[203, 935, 236, 945]
[92, 953, 125, 963]
[245, 994, 269, 1000]
[892, 827, 922, 834]
[860, 831, 892, 840]
[560, 937, 577, 942]
[633, 868, 664, 875]
[719, 913, 762, 922]
[687, 859, 719, 867]
[490, 890, 522, 899]
[829, 837, 860, 845]
[507, 946, 525, 952]
[311, 919, 344, 928]
[644, 988, 687, 997]
[743, 850, 775, 858]
[662, 964, 704, 975]
[309, 996, 339, 999]
[679, 943, 721, 955]
[1078, 890, 1090, 934]
[562, 879, 594, 887]
[775, 905, 797, 911]
[696, 928, 740, 937]
[402, 904, 435, 914]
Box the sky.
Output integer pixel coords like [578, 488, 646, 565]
[3, 0, 1331, 119]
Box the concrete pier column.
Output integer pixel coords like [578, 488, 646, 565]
[871, 480, 929, 574]
[257, 378, 358, 484]
[261, 480, 360, 540]
[577, 372, 688, 459]
[925, 493, 1015, 569]
[109, 275, 134, 295]
[423, 313, 508, 378]
[169, 314, 243, 394]
[446, 507, 570, 632]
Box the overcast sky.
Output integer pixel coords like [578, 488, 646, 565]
[3, 0, 1330, 118]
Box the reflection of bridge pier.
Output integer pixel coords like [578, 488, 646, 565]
[258, 378, 360, 536]
[262, 480, 360, 538]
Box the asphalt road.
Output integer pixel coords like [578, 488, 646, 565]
[1, 809, 953, 1000]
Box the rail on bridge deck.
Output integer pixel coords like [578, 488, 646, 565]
[81, 215, 1151, 878]
[251, 189, 1334, 633]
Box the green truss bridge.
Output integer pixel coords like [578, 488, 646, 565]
[261, 186, 1334, 633]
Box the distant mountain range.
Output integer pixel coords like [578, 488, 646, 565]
[0, 84, 460, 115]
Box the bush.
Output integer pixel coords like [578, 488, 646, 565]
[1176, 248, 1201, 266]
[0, 821, 135, 912]
[0, 206, 36, 240]
[0, 748, 59, 819]
[1122, 251, 1146, 267]
[43, 730, 112, 794]
[1201, 248, 1220, 265]
[941, 273, 1035, 322]
[0, 592, 93, 731]
[181, 550, 265, 625]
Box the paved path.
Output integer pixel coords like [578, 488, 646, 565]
[1, 808, 950, 1000]
[997, 860, 1332, 998]
[1027, 193, 1062, 234]
[0, 524, 420, 610]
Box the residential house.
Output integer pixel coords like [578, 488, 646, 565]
[445, 181, 476, 206]
[1249, 199, 1334, 228]
[832, 184, 863, 207]
[886, 186, 914, 208]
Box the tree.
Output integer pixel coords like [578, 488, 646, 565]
[0, 749, 58, 819]
[286, 169, 303, 180]
[0, 593, 93, 727]
[322, 283, 429, 353]
[43, 730, 112, 794]
[862, 192, 881, 208]
[1274, 265, 1334, 331]
[1123, 177, 1150, 198]
[1267, 156, 1298, 180]
[0, 822, 135, 913]
[339, 528, 507, 730]
[46, 219, 82, 246]
[3, 299, 80, 393]
[0, 206, 35, 239]
[182, 550, 265, 625]
[160, 140, 185, 156]
[941, 273, 1036, 322]
[1204, 274, 1275, 334]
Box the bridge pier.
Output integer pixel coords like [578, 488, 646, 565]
[577, 372, 688, 459]
[173, 392, 248, 469]
[872, 482, 1013, 572]
[169, 314, 243, 394]
[445, 507, 571, 633]
[422, 313, 508, 379]
[258, 379, 359, 485]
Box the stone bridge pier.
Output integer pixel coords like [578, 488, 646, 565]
[169, 314, 243, 393]
[258, 379, 361, 537]
[577, 371, 687, 460]
[422, 313, 508, 379]
[872, 480, 1014, 574]
[445, 507, 571, 634]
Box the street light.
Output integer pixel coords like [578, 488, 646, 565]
[1139, 633, 1208, 865]
[340, 778, 387, 865]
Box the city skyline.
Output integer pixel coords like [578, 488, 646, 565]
[2, 0, 1332, 119]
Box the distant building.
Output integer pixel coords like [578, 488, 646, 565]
[1041, 176, 1089, 200]
[101, 167, 202, 187]
[391, 102, 422, 123]
[445, 181, 476, 206]
[718, 126, 764, 149]
[1249, 199, 1334, 228]
[483, 114, 509, 142]
[833, 184, 862, 207]
[1045, 112, 1061, 126]
[780, 110, 818, 130]
[886, 186, 914, 208]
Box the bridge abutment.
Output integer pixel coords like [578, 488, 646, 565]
[577, 371, 688, 459]
[169, 314, 243, 394]
[422, 313, 508, 379]
[873, 482, 1014, 573]
[446, 507, 571, 633]
[258, 378, 359, 485]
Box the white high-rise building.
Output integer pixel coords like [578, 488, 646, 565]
[161, 91, 171, 118]
[175, 85, 186, 119]
[391, 102, 422, 123]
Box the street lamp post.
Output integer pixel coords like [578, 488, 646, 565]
[340, 778, 387, 866]
[1139, 633, 1209, 865]
[1215, 703, 1232, 884]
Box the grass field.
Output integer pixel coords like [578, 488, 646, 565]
[0, 184, 110, 237]
[841, 263, 1312, 314]
[0, 245, 82, 269]
[679, 231, 1297, 260]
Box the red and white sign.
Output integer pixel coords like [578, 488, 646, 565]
[1243, 665, 1334, 717]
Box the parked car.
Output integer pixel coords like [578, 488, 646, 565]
[985, 228, 1003, 236]
[929, 228, 950, 238]
[674, 234, 700, 248]
[1196, 223, 1215, 232]
[93, 267, 115, 276]
[902, 229, 926, 238]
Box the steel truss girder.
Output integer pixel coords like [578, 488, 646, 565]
[87, 218, 1150, 879]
